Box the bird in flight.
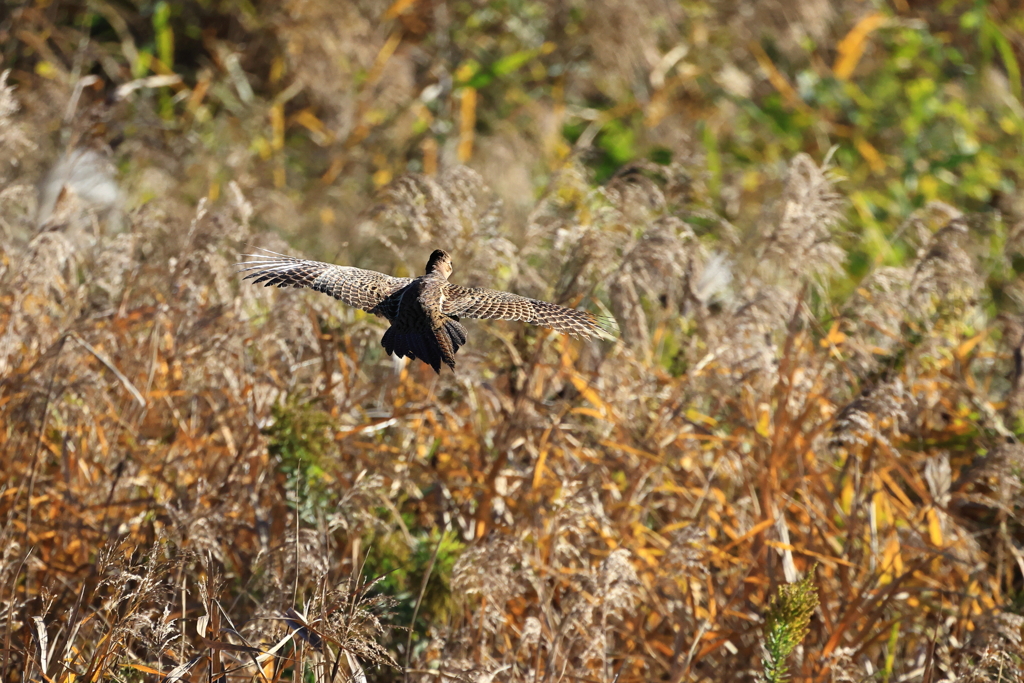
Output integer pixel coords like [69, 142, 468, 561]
[239, 249, 615, 373]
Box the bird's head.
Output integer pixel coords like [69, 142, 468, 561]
[425, 249, 453, 278]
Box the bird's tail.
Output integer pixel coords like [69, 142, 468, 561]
[382, 318, 468, 373]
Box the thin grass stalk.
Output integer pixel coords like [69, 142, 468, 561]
[404, 534, 442, 681]
[23, 335, 68, 560]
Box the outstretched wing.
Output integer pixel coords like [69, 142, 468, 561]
[238, 250, 412, 316]
[441, 285, 616, 339]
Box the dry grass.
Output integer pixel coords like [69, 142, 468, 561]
[2, 9, 1024, 683]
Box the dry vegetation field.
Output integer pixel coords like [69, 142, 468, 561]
[2, 2, 1024, 682]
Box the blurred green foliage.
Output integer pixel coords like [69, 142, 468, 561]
[264, 398, 334, 523]
[363, 528, 464, 631]
[439, 0, 1024, 280]
[683, 6, 1023, 268]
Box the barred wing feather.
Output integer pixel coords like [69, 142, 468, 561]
[441, 285, 615, 339]
[238, 250, 412, 317]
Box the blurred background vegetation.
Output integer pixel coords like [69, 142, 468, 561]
[3, 0, 1024, 270]
[3, 1, 1024, 682]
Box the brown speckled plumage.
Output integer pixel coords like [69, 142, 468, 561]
[239, 248, 613, 372]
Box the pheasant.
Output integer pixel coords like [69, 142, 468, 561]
[239, 249, 614, 372]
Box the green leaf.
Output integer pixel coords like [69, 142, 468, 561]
[153, 1, 174, 69]
[492, 49, 538, 77]
[700, 122, 721, 197]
